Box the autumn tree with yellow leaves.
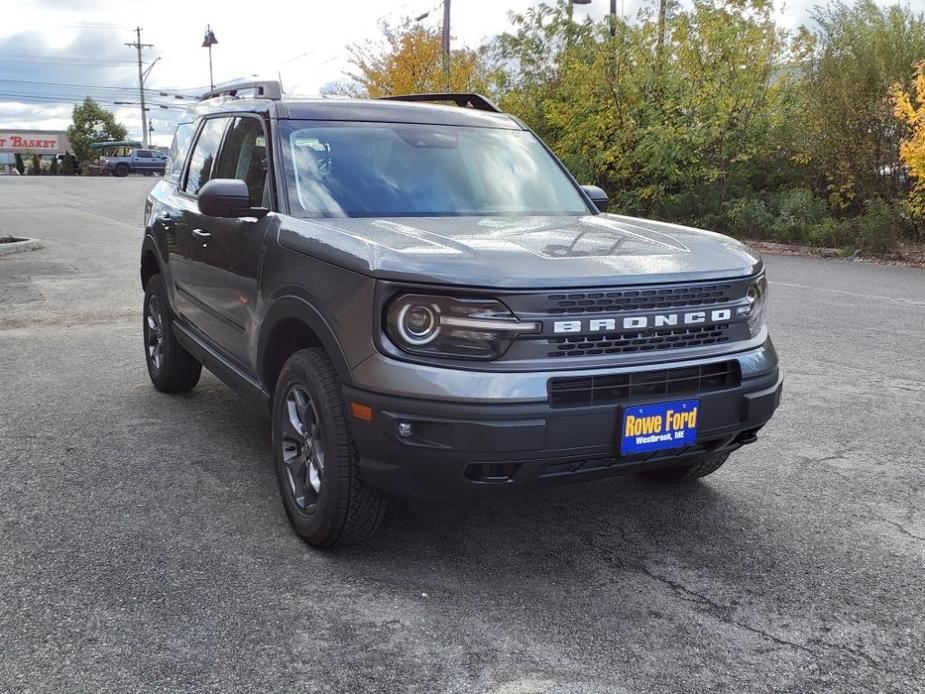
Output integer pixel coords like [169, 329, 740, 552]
[894, 62, 925, 218]
[346, 20, 495, 97]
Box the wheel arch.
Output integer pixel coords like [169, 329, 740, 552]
[258, 295, 352, 399]
[140, 235, 162, 289]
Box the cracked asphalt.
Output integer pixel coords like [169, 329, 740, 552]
[1, 177, 924, 693]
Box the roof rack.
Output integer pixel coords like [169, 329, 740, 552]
[199, 80, 282, 102]
[379, 93, 502, 113]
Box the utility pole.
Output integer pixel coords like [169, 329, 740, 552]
[610, 0, 617, 37]
[442, 0, 451, 92]
[126, 27, 153, 147]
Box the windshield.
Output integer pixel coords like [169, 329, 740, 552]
[281, 121, 590, 218]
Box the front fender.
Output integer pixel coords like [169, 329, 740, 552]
[257, 294, 355, 386]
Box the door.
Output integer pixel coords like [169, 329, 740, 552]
[186, 116, 273, 365]
[133, 150, 154, 171]
[173, 116, 233, 324]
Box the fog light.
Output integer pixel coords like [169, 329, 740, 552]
[397, 422, 414, 438]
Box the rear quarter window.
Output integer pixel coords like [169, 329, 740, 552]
[164, 122, 197, 184]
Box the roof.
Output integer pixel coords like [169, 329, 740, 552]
[90, 140, 143, 150]
[184, 96, 522, 130]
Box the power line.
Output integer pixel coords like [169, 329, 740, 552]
[0, 56, 142, 67]
[0, 91, 186, 109]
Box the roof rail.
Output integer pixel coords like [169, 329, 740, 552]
[199, 80, 282, 102]
[380, 93, 502, 113]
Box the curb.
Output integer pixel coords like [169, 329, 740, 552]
[0, 238, 44, 257]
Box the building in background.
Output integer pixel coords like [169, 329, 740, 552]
[0, 129, 72, 172]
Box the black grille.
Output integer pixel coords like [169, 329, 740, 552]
[547, 324, 732, 358]
[548, 361, 740, 407]
[545, 283, 734, 314]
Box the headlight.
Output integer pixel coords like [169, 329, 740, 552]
[739, 275, 768, 337]
[385, 294, 540, 360]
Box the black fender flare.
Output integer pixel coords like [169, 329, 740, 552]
[140, 234, 165, 284]
[257, 294, 352, 387]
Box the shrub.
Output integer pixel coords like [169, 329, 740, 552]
[14, 153, 24, 174]
[48, 157, 59, 175]
[806, 217, 851, 247]
[724, 197, 775, 238]
[770, 189, 831, 243]
[853, 198, 907, 255]
[61, 153, 77, 176]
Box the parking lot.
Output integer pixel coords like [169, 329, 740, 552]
[1, 177, 923, 693]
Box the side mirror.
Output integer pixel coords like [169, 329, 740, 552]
[581, 185, 609, 213]
[198, 178, 269, 218]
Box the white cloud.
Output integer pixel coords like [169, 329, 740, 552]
[0, 0, 871, 144]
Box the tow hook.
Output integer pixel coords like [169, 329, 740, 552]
[736, 430, 759, 445]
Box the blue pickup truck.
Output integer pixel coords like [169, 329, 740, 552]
[102, 148, 167, 177]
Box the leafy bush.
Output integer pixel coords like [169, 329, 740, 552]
[724, 197, 775, 238]
[853, 199, 907, 254]
[769, 189, 831, 242]
[60, 153, 76, 176]
[806, 217, 852, 247]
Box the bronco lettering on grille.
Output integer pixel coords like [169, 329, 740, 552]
[552, 309, 733, 334]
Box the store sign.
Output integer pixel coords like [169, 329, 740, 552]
[0, 132, 62, 152]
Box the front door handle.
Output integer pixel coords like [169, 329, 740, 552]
[192, 229, 211, 238]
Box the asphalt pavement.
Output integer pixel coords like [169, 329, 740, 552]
[1, 177, 923, 693]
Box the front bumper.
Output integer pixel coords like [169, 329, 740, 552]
[344, 341, 783, 499]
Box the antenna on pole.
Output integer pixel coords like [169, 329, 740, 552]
[125, 27, 154, 147]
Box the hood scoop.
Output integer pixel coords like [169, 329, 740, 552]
[505, 216, 690, 259]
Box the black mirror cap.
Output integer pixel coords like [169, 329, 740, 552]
[581, 184, 609, 213]
[198, 178, 269, 218]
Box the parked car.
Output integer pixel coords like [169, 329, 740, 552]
[103, 148, 166, 177]
[141, 82, 782, 548]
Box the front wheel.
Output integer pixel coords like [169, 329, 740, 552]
[272, 348, 385, 548]
[641, 451, 730, 482]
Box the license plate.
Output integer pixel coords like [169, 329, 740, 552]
[621, 399, 700, 455]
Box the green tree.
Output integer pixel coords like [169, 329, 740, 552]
[48, 156, 59, 175]
[60, 152, 76, 175]
[493, 0, 788, 221]
[30, 154, 42, 175]
[66, 96, 128, 166]
[795, 0, 925, 210]
[14, 153, 24, 174]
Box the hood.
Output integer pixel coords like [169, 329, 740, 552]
[278, 213, 762, 289]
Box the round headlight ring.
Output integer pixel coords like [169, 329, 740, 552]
[396, 303, 439, 345]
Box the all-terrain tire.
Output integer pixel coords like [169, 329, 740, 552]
[143, 274, 202, 392]
[272, 348, 386, 548]
[642, 451, 731, 482]
[114, 163, 129, 177]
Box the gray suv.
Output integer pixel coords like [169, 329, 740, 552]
[141, 81, 782, 547]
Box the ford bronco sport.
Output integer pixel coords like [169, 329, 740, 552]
[141, 81, 782, 547]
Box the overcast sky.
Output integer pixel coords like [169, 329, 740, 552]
[2, 0, 848, 146]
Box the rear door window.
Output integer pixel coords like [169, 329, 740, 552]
[183, 118, 230, 195]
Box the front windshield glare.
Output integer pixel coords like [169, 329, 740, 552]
[281, 122, 590, 218]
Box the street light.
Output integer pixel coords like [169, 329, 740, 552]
[202, 25, 218, 90]
[568, 0, 619, 38]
